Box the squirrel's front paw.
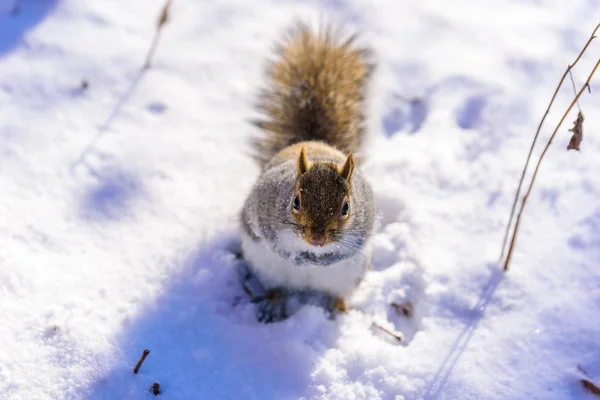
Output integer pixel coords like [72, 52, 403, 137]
[296, 291, 348, 319]
[253, 289, 288, 323]
[322, 295, 348, 319]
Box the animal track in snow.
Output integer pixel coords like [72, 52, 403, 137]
[383, 75, 498, 138]
[456, 94, 487, 130]
[383, 96, 428, 136]
[349, 187, 427, 345]
[147, 101, 167, 114]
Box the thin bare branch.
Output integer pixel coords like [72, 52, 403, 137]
[499, 23, 599, 266]
[503, 58, 600, 271]
[569, 70, 582, 112]
[143, 0, 172, 70]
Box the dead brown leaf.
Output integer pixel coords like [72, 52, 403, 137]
[391, 301, 413, 318]
[567, 111, 584, 151]
[150, 382, 161, 396]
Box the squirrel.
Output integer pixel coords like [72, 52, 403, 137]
[240, 22, 376, 323]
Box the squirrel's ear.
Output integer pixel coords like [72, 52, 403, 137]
[297, 147, 310, 175]
[340, 152, 355, 181]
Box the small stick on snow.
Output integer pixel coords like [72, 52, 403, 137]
[499, 23, 599, 270]
[582, 380, 600, 396]
[133, 349, 150, 374]
[143, 0, 172, 70]
[371, 322, 403, 343]
[578, 365, 600, 396]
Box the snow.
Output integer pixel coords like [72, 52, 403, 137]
[1, 0, 599, 399]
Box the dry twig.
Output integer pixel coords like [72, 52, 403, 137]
[503, 58, 599, 271]
[500, 23, 599, 268]
[371, 322, 403, 343]
[578, 364, 600, 395]
[583, 379, 600, 396]
[143, 0, 172, 69]
[133, 349, 150, 374]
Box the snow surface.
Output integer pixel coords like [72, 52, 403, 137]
[1, 1, 600, 399]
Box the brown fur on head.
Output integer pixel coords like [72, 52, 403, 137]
[291, 148, 355, 247]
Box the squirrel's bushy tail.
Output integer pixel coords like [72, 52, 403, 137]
[251, 22, 375, 167]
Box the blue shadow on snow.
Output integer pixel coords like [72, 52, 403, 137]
[79, 169, 145, 221]
[0, 0, 58, 56]
[83, 234, 323, 399]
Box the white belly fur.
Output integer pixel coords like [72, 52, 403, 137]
[241, 232, 370, 298]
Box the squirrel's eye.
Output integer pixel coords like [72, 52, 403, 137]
[341, 201, 349, 216]
[292, 195, 301, 211]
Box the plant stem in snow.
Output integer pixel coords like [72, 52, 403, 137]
[143, 0, 172, 69]
[503, 58, 600, 271]
[499, 23, 599, 268]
